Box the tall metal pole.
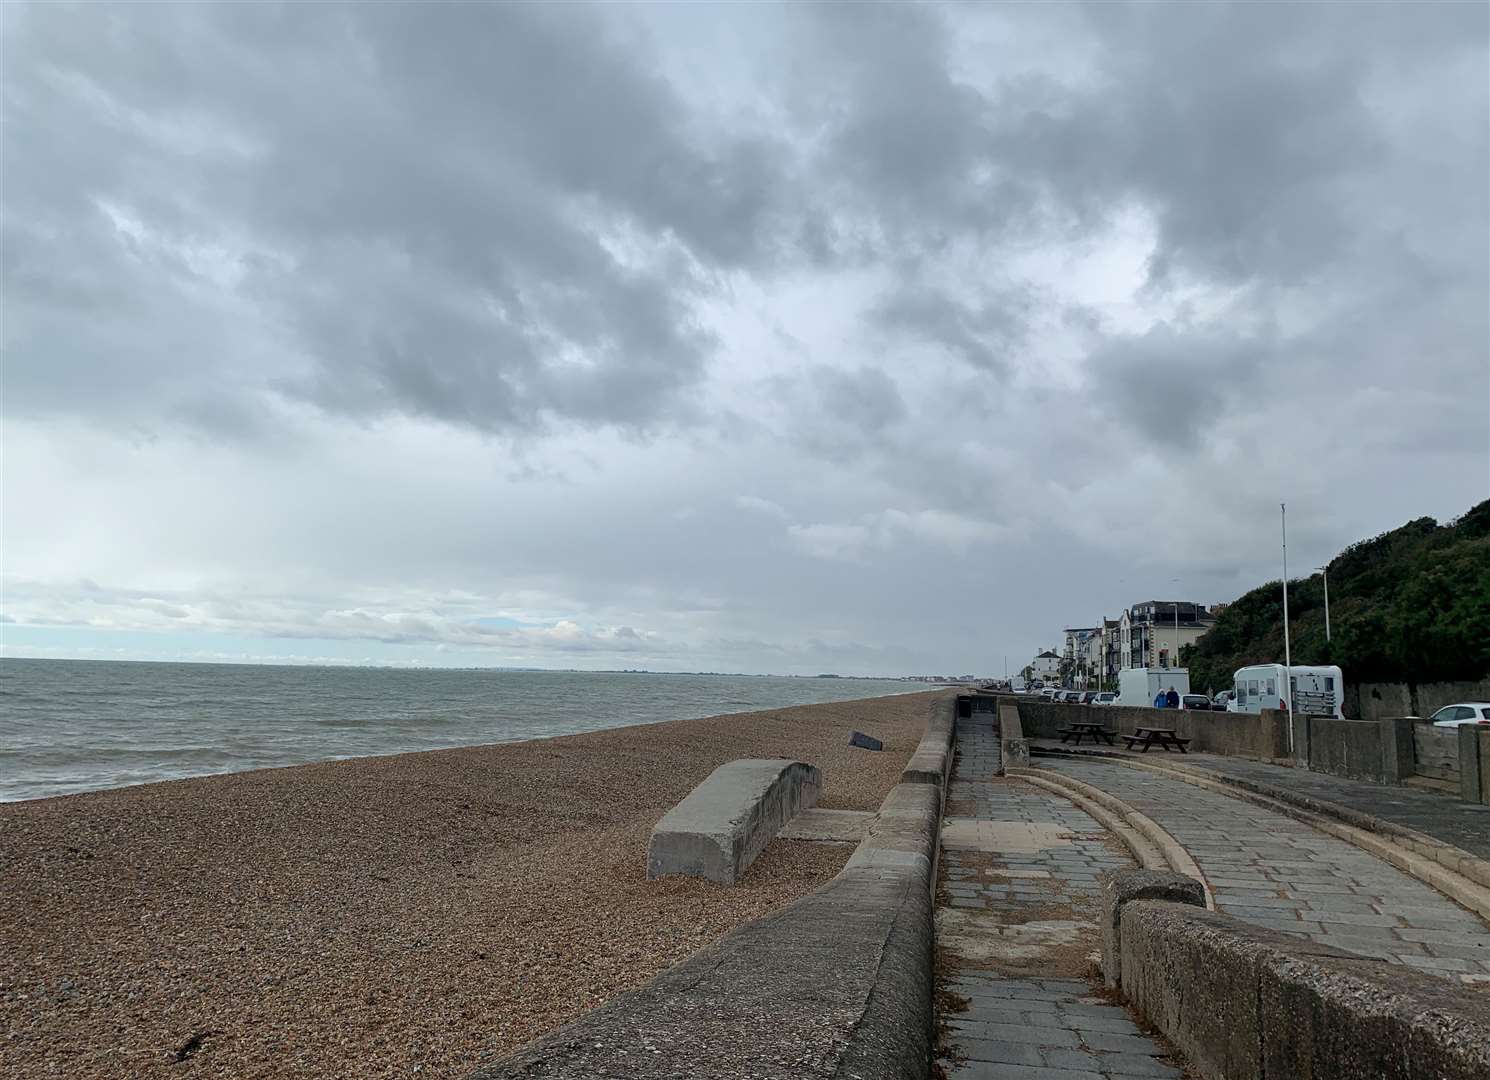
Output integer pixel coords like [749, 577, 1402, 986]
[1317, 567, 1331, 642]
[1282, 503, 1293, 752]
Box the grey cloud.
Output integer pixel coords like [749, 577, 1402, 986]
[1085, 326, 1267, 450]
[873, 286, 1036, 377]
[1, 2, 795, 438]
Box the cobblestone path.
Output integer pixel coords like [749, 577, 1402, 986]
[936, 718, 1189, 1079]
[1038, 757, 1490, 982]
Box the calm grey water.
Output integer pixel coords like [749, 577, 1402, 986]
[0, 658, 918, 802]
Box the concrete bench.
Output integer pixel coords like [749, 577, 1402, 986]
[646, 759, 821, 884]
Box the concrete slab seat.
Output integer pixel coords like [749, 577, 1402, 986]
[470, 778, 942, 1080]
[1102, 869, 1490, 1080]
[646, 759, 821, 884]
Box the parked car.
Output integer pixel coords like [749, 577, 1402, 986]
[1077, 691, 1098, 705]
[1040, 687, 1058, 699]
[1429, 703, 1490, 727]
[1212, 690, 1236, 710]
[1180, 694, 1213, 712]
[1090, 692, 1117, 707]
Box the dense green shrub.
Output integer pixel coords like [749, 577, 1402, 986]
[1182, 502, 1490, 693]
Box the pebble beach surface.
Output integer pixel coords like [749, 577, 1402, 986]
[1, 690, 939, 1079]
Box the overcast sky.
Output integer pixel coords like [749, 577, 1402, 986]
[2, 2, 1486, 675]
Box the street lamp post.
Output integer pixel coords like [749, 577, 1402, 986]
[1316, 566, 1331, 643]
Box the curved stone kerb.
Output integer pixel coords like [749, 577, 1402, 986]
[646, 759, 821, 884]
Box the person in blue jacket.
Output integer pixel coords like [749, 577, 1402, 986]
[1153, 689, 1167, 708]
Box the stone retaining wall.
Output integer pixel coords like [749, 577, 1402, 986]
[1349, 677, 1490, 721]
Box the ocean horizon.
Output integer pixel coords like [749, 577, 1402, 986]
[0, 657, 921, 803]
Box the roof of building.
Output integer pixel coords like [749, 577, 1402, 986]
[1035, 650, 1059, 659]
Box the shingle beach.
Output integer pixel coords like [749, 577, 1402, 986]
[1, 690, 937, 1079]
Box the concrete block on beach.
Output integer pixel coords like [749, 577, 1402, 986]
[848, 730, 883, 751]
[647, 759, 821, 884]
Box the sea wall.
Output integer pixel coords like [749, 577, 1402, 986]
[467, 693, 957, 1080]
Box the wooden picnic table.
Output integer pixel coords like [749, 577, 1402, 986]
[1058, 721, 1116, 747]
[1123, 726, 1191, 753]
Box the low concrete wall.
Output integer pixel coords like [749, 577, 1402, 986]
[1009, 697, 1291, 762]
[1306, 717, 1389, 784]
[1481, 728, 1490, 806]
[469, 701, 950, 1080]
[1413, 721, 1461, 784]
[647, 759, 820, 884]
[1460, 725, 1490, 806]
[997, 702, 1028, 772]
[1109, 876, 1490, 1080]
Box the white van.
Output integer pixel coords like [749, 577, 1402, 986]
[1228, 664, 1344, 718]
[1117, 668, 1191, 708]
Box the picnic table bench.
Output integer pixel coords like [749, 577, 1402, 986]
[1058, 721, 1116, 747]
[1122, 726, 1191, 753]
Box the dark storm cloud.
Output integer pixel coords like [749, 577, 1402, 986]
[6, 0, 1484, 449]
[0, 2, 793, 437]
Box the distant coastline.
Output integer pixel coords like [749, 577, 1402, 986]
[0, 660, 921, 802]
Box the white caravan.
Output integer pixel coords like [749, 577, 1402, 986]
[1117, 668, 1191, 708]
[1228, 664, 1344, 718]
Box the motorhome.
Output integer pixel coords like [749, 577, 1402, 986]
[1227, 664, 1344, 718]
[1117, 668, 1191, 708]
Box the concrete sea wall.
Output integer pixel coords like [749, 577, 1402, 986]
[1106, 875, 1490, 1080]
[467, 693, 958, 1080]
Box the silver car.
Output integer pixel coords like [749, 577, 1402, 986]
[1429, 702, 1490, 727]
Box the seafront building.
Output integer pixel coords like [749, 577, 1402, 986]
[1057, 602, 1217, 688]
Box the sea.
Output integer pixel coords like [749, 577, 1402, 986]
[0, 658, 920, 803]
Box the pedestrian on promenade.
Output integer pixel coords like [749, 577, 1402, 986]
[1166, 686, 1180, 709]
[1153, 689, 1167, 708]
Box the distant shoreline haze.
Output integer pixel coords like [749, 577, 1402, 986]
[0, 658, 921, 802]
[0, 655, 918, 679]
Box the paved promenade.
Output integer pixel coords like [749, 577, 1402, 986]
[937, 719, 1186, 1079]
[1031, 742, 1490, 858]
[1164, 753, 1490, 859]
[1038, 757, 1490, 982]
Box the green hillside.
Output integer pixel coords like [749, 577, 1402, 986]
[1182, 501, 1490, 694]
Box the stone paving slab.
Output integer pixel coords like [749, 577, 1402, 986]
[938, 719, 1190, 1080]
[1037, 758, 1490, 982]
[776, 807, 872, 842]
